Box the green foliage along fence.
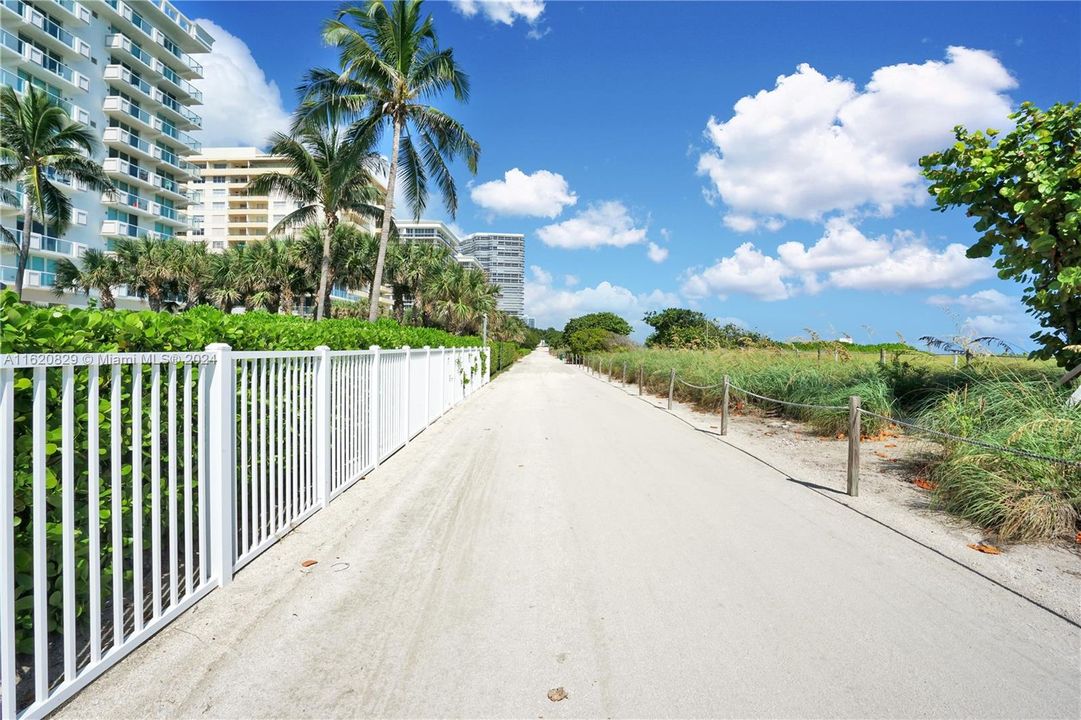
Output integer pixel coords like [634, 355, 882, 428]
[489, 341, 523, 376]
[0, 291, 482, 355]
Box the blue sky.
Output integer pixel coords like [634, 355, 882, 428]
[178, 0, 1080, 344]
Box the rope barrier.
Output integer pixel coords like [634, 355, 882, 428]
[583, 360, 1081, 469]
[857, 409, 1081, 468]
[728, 383, 849, 412]
[677, 378, 724, 390]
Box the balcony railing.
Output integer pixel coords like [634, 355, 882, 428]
[104, 0, 206, 77]
[159, 63, 202, 102]
[14, 229, 86, 257]
[159, 92, 201, 127]
[104, 189, 151, 213]
[103, 94, 156, 130]
[101, 219, 171, 240]
[159, 120, 202, 153]
[105, 32, 157, 72]
[104, 156, 152, 185]
[103, 126, 154, 156]
[103, 63, 155, 99]
[0, 265, 56, 288]
[0, 68, 88, 123]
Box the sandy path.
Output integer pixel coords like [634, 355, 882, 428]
[56, 350, 1080, 719]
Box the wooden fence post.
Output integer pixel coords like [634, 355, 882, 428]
[847, 395, 861, 497]
[622, 362, 627, 388]
[638, 366, 643, 396]
[667, 368, 676, 410]
[879, 348, 885, 366]
[721, 375, 730, 436]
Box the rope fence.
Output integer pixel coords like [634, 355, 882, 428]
[571, 354, 1081, 496]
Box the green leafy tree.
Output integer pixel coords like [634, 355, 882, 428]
[562, 312, 632, 346]
[0, 86, 112, 299]
[299, 0, 481, 322]
[920, 101, 1081, 367]
[568, 328, 619, 354]
[643, 308, 711, 347]
[247, 115, 384, 320]
[53, 249, 123, 309]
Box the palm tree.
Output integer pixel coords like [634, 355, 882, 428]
[299, 0, 481, 321]
[291, 222, 378, 317]
[169, 241, 210, 309]
[113, 236, 178, 311]
[247, 116, 384, 320]
[389, 238, 450, 325]
[206, 245, 252, 313]
[0, 86, 112, 299]
[52, 249, 122, 309]
[247, 236, 307, 314]
[428, 263, 497, 333]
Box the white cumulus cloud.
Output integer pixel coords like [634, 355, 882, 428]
[536, 201, 648, 250]
[681, 218, 995, 302]
[451, 0, 545, 25]
[697, 47, 1016, 223]
[926, 289, 1014, 313]
[526, 268, 677, 331]
[192, 20, 291, 147]
[681, 243, 792, 302]
[470, 168, 577, 218]
[647, 242, 669, 263]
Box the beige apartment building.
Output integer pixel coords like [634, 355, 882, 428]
[185, 146, 381, 250]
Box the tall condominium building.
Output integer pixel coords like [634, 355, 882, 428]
[460, 232, 525, 317]
[0, 0, 212, 306]
[185, 147, 305, 251]
[185, 146, 382, 250]
[394, 220, 493, 275]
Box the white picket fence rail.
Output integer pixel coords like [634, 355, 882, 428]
[0, 343, 490, 718]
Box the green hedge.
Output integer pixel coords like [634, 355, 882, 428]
[0, 290, 481, 354]
[489, 341, 523, 376]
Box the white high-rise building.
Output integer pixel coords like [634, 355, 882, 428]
[0, 0, 212, 306]
[460, 232, 525, 317]
[396, 219, 484, 273]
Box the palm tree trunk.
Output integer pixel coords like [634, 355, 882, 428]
[368, 115, 402, 322]
[99, 285, 116, 310]
[14, 190, 32, 300]
[314, 217, 336, 321]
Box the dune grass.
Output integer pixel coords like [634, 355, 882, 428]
[586, 347, 1078, 541]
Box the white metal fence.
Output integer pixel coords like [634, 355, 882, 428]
[0, 343, 490, 719]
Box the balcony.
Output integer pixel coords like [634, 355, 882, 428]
[158, 63, 202, 103]
[106, 32, 204, 103]
[104, 32, 158, 75]
[1, 185, 23, 215]
[103, 156, 154, 189]
[159, 120, 201, 153]
[103, 95, 160, 136]
[156, 146, 199, 177]
[157, 92, 201, 130]
[0, 68, 90, 124]
[103, 189, 153, 217]
[103, 126, 156, 161]
[0, 265, 55, 288]
[42, 0, 90, 25]
[103, 63, 156, 102]
[43, 166, 86, 194]
[19, 41, 89, 93]
[101, 219, 170, 240]
[101, 0, 207, 77]
[154, 204, 187, 226]
[5, 0, 92, 59]
[14, 229, 87, 258]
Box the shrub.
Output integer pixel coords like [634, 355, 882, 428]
[0, 290, 481, 354]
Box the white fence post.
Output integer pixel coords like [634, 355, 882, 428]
[0, 368, 15, 720]
[403, 346, 411, 443]
[424, 346, 431, 427]
[315, 345, 332, 507]
[206, 343, 236, 588]
[370, 345, 381, 467]
[485, 347, 491, 385]
[440, 346, 447, 417]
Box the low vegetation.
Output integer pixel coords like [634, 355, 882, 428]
[576, 341, 1078, 543]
